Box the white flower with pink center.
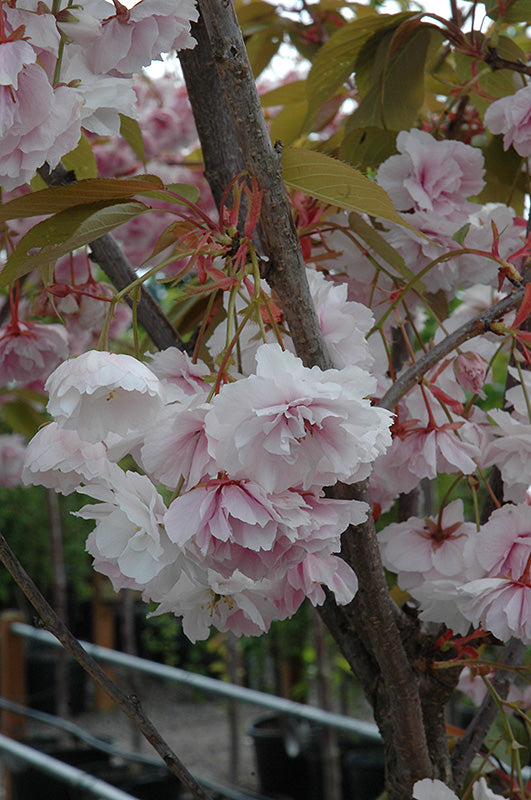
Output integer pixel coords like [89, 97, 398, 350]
[0, 433, 26, 488]
[484, 83, 531, 157]
[22, 422, 114, 495]
[454, 503, 531, 642]
[79, 470, 179, 586]
[148, 569, 279, 642]
[378, 500, 478, 590]
[165, 477, 312, 580]
[45, 350, 165, 444]
[376, 129, 485, 220]
[204, 343, 392, 493]
[280, 554, 359, 616]
[0, 320, 69, 385]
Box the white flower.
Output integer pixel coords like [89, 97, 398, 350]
[22, 422, 113, 495]
[45, 350, 166, 443]
[79, 470, 179, 586]
[205, 343, 392, 493]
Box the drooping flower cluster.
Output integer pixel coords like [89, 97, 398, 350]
[23, 343, 392, 641]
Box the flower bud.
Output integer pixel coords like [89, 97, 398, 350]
[453, 352, 487, 396]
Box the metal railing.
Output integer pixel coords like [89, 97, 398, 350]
[10, 620, 381, 741]
[0, 733, 140, 800]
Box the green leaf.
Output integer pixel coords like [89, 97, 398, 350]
[0, 175, 163, 222]
[246, 28, 281, 77]
[348, 211, 421, 285]
[62, 134, 98, 181]
[484, 0, 531, 22]
[120, 114, 146, 165]
[282, 146, 411, 227]
[1, 400, 45, 439]
[452, 223, 471, 245]
[305, 11, 416, 121]
[340, 125, 398, 168]
[270, 102, 308, 145]
[0, 201, 148, 288]
[348, 21, 444, 131]
[260, 80, 308, 107]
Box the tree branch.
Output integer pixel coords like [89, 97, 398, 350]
[38, 163, 186, 353]
[197, 0, 331, 371]
[0, 532, 213, 800]
[451, 638, 527, 790]
[380, 285, 525, 411]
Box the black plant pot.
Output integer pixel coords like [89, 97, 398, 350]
[247, 714, 385, 800]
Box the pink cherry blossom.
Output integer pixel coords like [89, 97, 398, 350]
[148, 569, 279, 642]
[0, 61, 81, 190]
[305, 269, 374, 369]
[147, 348, 210, 400]
[376, 129, 485, 220]
[471, 503, 531, 578]
[378, 500, 479, 590]
[484, 83, 531, 157]
[45, 350, 166, 443]
[454, 352, 487, 396]
[79, 470, 180, 586]
[22, 422, 114, 495]
[458, 576, 531, 643]
[0, 320, 69, 384]
[205, 343, 392, 493]
[281, 554, 358, 615]
[0, 433, 26, 487]
[0, 39, 36, 87]
[486, 410, 531, 503]
[141, 399, 215, 491]
[82, 0, 198, 76]
[164, 477, 314, 581]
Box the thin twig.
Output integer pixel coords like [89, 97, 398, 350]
[38, 163, 186, 353]
[381, 285, 525, 410]
[0, 532, 213, 800]
[451, 638, 527, 791]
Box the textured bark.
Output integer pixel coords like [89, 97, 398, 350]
[196, 0, 331, 371]
[182, 6, 437, 796]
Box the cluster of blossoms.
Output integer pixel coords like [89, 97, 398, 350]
[0, 0, 198, 189]
[22, 341, 392, 641]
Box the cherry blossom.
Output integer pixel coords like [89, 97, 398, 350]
[147, 569, 280, 642]
[0, 319, 69, 385]
[22, 422, 114, 495]
[484, 83, 531, 157]
[79, 469, 180, 586]
[204, 343, 392, 493]
[45, 350, 166, 443]
[140, 399, 215, 491]
[376, 129, 485, 221]
[378, 500, 478, 590]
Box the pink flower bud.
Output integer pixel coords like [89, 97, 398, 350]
[453, 352, 486, 396]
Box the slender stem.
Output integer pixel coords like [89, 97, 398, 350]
[451, 638, 527, 791]
[381, 286, 525, 410]
[0, 533, 213, 800]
